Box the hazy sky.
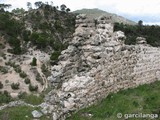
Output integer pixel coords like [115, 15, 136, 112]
[1, 0, 160, 25]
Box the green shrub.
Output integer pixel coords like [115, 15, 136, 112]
[18, 92, 43, 105]
[5, 61, 12, 66]
[0, 81, 3, 89]
[54, 20, 62, 30]
[36, 73, 44, 85]
[7, 47, 22, 55]
[18, 92, 27, 99]
[23, 94, 43, 105]
[22, 30, 31, 41]
[50, 51, 61, 60]
[7, 37, 22, 55]
[14, 66, 21, 73]
[5, 80, 9, 84]
[1, 53, 6, 59]
[7, 62, 18, 68]
[30, 57, 37, 66]
[19, 71, 27, 78]
[41, 64, 51, 77]
[24, 78, 30, 84]
[114, 22, 160, 47]
[29, 84, 38, 91]
[53, 41, 64, 51]
[30, 32, 39, 44]
[12, 64, 19, 68]
[11, 83, 20, 90]
[7, 48, 14, 53]
[30, 32, 48, 48]
[12, 46, 22, 55]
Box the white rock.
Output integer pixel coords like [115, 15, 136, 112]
[62, 75, 93, 92]
[32, 110, 43, 118]
[52, 112, 58, 120]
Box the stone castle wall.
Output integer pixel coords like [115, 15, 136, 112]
[45, 14, 160, 120]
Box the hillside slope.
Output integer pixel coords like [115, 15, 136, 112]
[0, 3, 75, 98]
[73, 8, 136, 25]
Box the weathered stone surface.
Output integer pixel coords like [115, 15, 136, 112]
[32, 110, 43, 118]
[0, 100, 37, 111]
[136, 37, 147, 45]
[45, 14, 160, 120]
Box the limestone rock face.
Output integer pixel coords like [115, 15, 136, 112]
[45, 14, 160, 120]
[136, 37, 147, 45]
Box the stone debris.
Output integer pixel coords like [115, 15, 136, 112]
[0, 100, 36, 111]
[32, 110, 43, 118]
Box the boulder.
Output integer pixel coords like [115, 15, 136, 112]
[136, 37, 147, 44]
[32, 110, 43, 118]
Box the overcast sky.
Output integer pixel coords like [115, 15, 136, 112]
[1, 0, 160, 25]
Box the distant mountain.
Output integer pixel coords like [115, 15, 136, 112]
[73, 8, 137, 25]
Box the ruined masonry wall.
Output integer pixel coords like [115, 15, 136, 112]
[45, 14, 160, 120]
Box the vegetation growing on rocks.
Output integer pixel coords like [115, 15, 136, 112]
[0, 91, 12, 104]
[114, 22, 160, 47]
[19, 71, 27, 78]
[0, 1, 75, 55]
[41, 64, 51, 77]
[0, 0, 75, 103]
[11, 83, 20, 90]
[0, 82, 3, 89]
[67, 81, 160, 120]
[24, 78, 31, 84]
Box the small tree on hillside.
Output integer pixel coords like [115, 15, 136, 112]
[138, 20, 143, 27]
[11, 82, 20, 90]
[50, 1, 53, 6]
[0, 4, 11, 11]
[0, 81, 3, 89]
[27, 2, 32, 10]
[60, 4, 66, 12]
[34, 1, 43, 8]
[66, 8, 70, 13]
[29, 84, 38, 91]
[30, 57, 37, 66]
[12, 8, 25, 14]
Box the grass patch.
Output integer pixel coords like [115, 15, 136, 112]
[18, 93, 44, 105]
[67, 81, 160, 120]
[0, 106, 51, 120]
[0, 91, 13, 105]
[50, 51, 61, 61]
[24, 94, 43, 105]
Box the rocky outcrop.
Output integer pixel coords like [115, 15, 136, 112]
[45, 14, 160, 120]
[136, 37, 147, 45]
